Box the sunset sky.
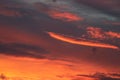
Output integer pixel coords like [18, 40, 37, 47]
[0, 0, 120, 80]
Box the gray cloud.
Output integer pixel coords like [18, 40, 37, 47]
[76, 0, 120, 17]
[0, 42, 48, 59]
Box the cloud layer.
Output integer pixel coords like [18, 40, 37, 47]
[0, 0, 120, 80]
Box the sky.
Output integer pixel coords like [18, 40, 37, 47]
[0, 0, 120, 80]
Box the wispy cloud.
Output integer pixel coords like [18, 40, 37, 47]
[86, 26, 120, 39]
[47, 10, 83, 22]
[47, 32, 119, 49]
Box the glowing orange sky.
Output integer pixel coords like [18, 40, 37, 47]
[48, 32, 119, 49]
[0, 54, 107, 80]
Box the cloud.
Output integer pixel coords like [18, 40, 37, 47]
[109, 73, 120, 78]
[47, 10, 83, 22]
[0, 0, 119, 76]
[33, 2, 84, 22]
[86, 26, 120, 39]
[75, 0, 120, 17]
[0, 1, 24, 17]
[0, 0, 42, 18]
[77, 72, 120, 80]
[0, 42, 48, 59]
[47, 32, 119, 49]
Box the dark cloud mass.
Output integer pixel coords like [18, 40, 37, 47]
[109, 73, 120, 77]
[0, 42, 48, 58]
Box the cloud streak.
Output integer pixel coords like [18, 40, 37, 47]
[48, 32, 119, 49]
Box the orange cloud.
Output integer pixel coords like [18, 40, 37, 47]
[87, 27, 106, 39]
[47, 32, 119, 49]
[86, 27, 120, 39]
[47, 10, 83, 22]
[106, 31, 120, 38]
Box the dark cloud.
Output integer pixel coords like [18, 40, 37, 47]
[0, 0, 27, 17]
[109, 73, 120, 77]
[77, 72, 120, 80]
[0, 42, 48, 59]
[76, 0, 120, 17]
